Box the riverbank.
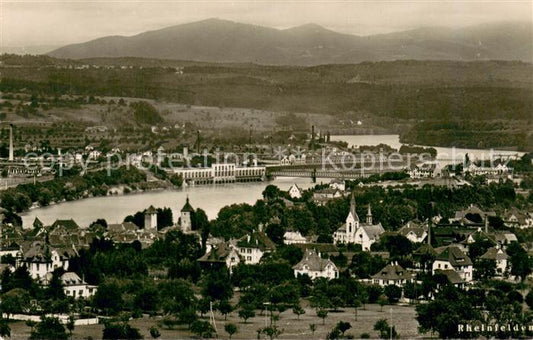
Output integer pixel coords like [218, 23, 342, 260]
[20, 177, 319, 228]
[331, 134, 524, 164]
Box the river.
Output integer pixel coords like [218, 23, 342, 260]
[21, 134, 523, 228]
[20, 177, 321, 228]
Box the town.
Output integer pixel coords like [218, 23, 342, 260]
[0, 144, 532, 338]
[1, 2, 533, 338]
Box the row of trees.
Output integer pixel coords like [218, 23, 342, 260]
[0, 166, 146, 212]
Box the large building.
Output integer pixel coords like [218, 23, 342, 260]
[371, 262, 414, 287]
[293, 249, 339, 280]
[232, 229, 276, 264]
[432, 246, 473, 282]
[170, 163, 266, 185]
[333, 194, 385, 250]
[17, 241, 75, 280]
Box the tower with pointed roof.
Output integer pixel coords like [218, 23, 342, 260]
[366, 205, 373, 225]
[333, 193, 384, 249]
[345, 193, 359, 235]
[180, 196, 194, 233]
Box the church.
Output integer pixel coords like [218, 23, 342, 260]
[333, 194, 385, 250]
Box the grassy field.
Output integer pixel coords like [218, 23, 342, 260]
[7, 303, 420, 339]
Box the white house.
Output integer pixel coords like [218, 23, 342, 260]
[232, 230, 276, 264]
[198, 243, 241, 273]
[480, 245, 509, 277]
[293, 249, 339, 280]
[432, 246, 473, 282]
[329, 178, 346, 192]
[287, 184, 303, 199]
[17, 242, 75, 280]
[398, 221, 428, 243]
[504, 208, 533, 229]
[333, 195, 384, 250]
[408, 162, 441, 178]
[371, 262, 414, 287]
[60, 272, 97, 299]
[283, 231, 307, 245]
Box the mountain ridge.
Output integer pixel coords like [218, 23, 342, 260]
[48, 19, 532, 65]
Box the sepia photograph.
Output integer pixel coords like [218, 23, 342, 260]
[0, 0, 532, 338]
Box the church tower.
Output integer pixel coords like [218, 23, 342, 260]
[366, 205, 373, 225]
[180, 196, 194, 233]
[346, 193, 359, 235]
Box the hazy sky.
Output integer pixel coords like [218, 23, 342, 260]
[1, 0, 531, 48]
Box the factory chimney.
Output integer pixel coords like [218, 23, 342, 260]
[8, 124, 13, 161]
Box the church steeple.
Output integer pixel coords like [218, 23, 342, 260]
[366, 205, 372, 225]
[349, 193, 358, 221]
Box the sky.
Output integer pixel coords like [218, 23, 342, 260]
[1, 0, 531, 52]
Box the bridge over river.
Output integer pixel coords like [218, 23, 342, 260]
[266, 159, 407, 180]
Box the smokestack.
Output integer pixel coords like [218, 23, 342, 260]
[311, 125, 315, 150]
[196, 130, 200, 154]
[9, 124, 13, 161]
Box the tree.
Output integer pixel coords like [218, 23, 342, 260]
[102, 322, 142, 339]
[353, 298, 361, 321]
[374, 318, 398, 339]
[238, 305, 255, 323]
[149, 326, 161, 339]
[507, 242, 532, 281]
[202, 268, 234, 302]
[66, 315, 75, 340]
[474, 258, 497, 281]
[384, 285, 402, 304]
[0, 318, 10, 338]
[1, 288, 30, 318]
[336, 321, 352, 336]
[266, 223, 285, 245]
[224, 323, 238, 339]
[197, 297, 210, 317]
[159, 279, 197, 317]
[93, 281, 123, 315]
[178, 307, 197, 328]
[526, 290, 533, 309]
[217, 300, 233, 320]
[416, 286, 482, 338]
[25, 320, 37, 333]
[190, 320, 215, 339]
[192, 208, 210, 250]
[309, 324, 317, 336]
[30, 316, 68, 340]
[292, 304, 305, 319]
[317, 309, 328, 325]
[262, 185, 282, 200]
[261, 325, 283, 340]
[46, 268, 66, 300]
[157, 207, 174, 229]
[89, 218, 108, 229]
[378, 294, 388, 312]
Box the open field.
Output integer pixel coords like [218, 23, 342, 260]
[7, 303, 419, 339]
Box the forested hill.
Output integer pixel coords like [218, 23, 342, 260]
[47, 19, 532, 65]
[1, 56, 532, 150]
